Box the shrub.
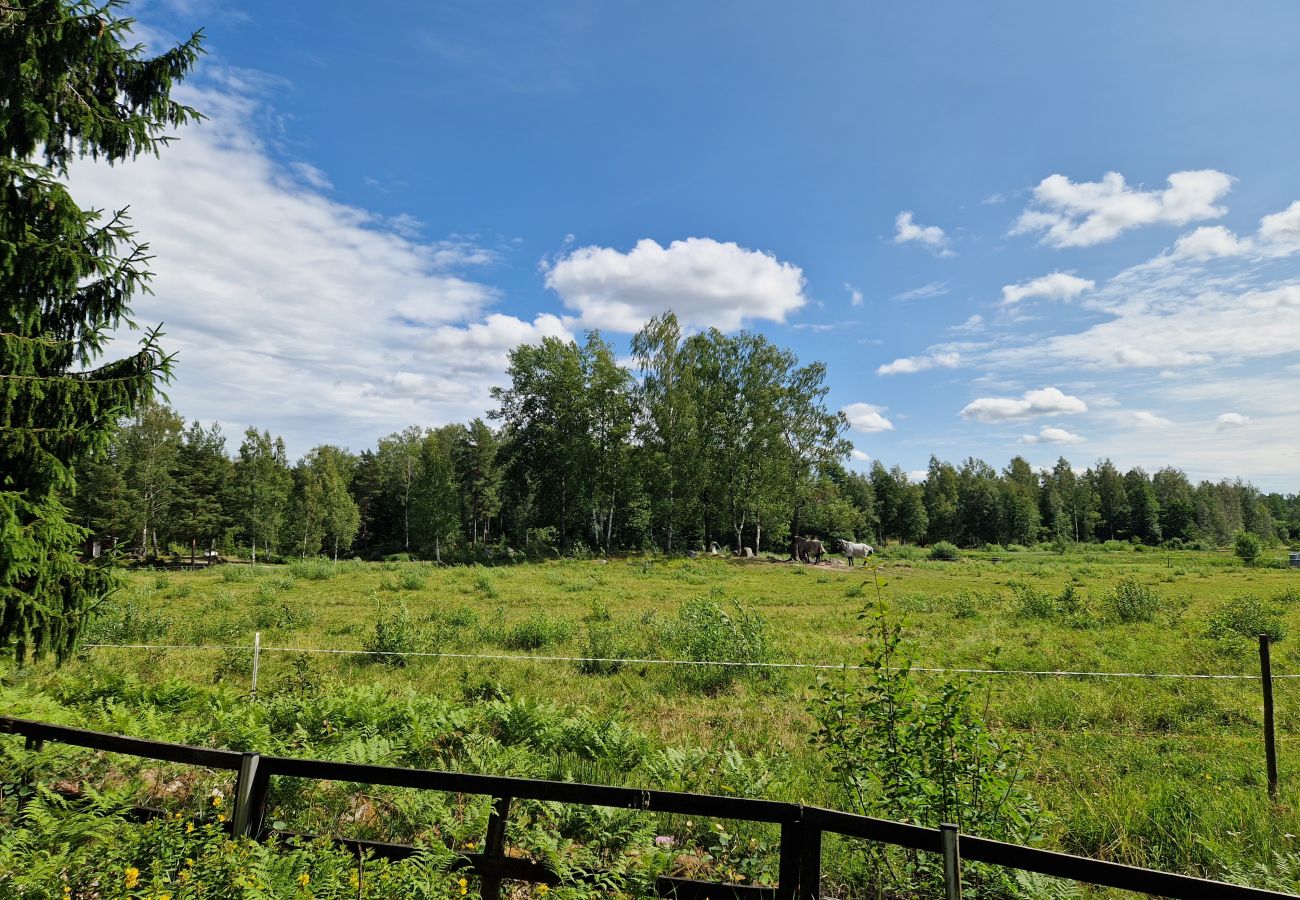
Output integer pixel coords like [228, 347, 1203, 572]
[928, 541, 960, 561]
[364, 602, 418, 665]
[219, 565, 256, 583]
[84, 593, 172, 644]
[577, 621, 627, 675]
[1206, 596, 1287, 644]
[1235, 530, 1263, 563]
[809, 603, 1039, 896]
[1106, 576, 1161, 623]
[287, 558, 336, 581]
[1011, 582, 1056, 619]
[666, 597, 769, 694]
[503, 613, 572, 651]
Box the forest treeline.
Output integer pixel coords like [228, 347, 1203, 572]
[69, 313, 1299, 561]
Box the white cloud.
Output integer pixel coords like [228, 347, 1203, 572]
[544, 237, 808, 332]
[63, 78, 552, 455]
[960, 387, 1088, 422]
[876, 351, 961, 376]
[1019, 426, 1086, 445]
[1216, 412, 1251, 429]
[907, 470, 928, 484]
[845, 282, 864, 307]
[1000, 272, 1094, 306]
[891, 280, 950, 302]
[850, 448, 871, 462]
[950, 314, 984, 334]
[892, 211, 953, 256]
[1259, 201, 1300, 252]
[1172, 225, 1251, 260]
[1011, 169, 1233, 248]
[1131, 411, 1174, 428]
[982, 192, 1006, 205]
[843, 403, 895, 433]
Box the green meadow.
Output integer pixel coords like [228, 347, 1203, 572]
[5, 546, 1300, 896]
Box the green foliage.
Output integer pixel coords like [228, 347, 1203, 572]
[1105, 575, 1162, 623]
[1235, 529, 1263, 563]
[364, 602, 418, 665]
[83, 591, 172, 644]
[502, 613, 572, 651]
[1205, 596, 1287, 645]
[1012, 582, 1057, 619]
[809, 603, 1039, 897]
[666, 597, 769, 694]
[287, 558, 337, 581]
[928, 541, 960, 560]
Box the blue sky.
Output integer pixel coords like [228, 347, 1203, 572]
[75, 1, 1300, 489]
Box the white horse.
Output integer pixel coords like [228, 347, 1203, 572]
[839, 539, 874, 566]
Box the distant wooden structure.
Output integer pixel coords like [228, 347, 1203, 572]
[80, 535, 117, 559]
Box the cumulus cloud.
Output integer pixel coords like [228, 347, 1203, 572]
[876, 351, 961, 376]
[1019, 426, 1086, 445]
[1000, 272, 1094, 306]
[892, 211, 953, 256]
[960, 387, 1087, 422]
[1259, 201, 1300, 252]
[843, 403, 895, 433]
[544, 237, 808, 332]
[845, 282, 864, 307]
[1172, 225, 1252, 260]
[1216, 412, 1251, 429]
[850, 448, 871, 462]
[1011, 170, 1233, 248]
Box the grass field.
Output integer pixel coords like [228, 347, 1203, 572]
[5, 546, 1300, 895]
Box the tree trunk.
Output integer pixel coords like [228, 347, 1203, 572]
[606, 491, 615, 552]
[435, 536, 442, 564]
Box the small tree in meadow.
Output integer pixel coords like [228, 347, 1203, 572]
[1234, 529, 1262, 564]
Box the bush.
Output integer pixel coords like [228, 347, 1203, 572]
[809, 603, 1039, 896]
[1011, 582, 1056, 619]
[84, 593, 172, 644]
[287, 558, 336, 581]
[666, 597, 769, 694]
[1206, 596, 1287, 644]
[577, 621, 628, 675]
[1235, 530, 1263, 563]
[1106, 576, 1161, 623]
[219, 565, 256, 583]
[364, 602, 418, 665]
[928, 541, 960, 561]
[503, 613, 572, 651]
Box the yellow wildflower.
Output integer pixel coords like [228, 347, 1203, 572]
[458, 878, 468, 888]
[217, 814, 226, 823]
[185, 822, 194, 833]
[538, 886, 550, 896]
[125, 866, 140, 888]
[298, 872, 311, 887]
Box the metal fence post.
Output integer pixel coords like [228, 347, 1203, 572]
[231, 751, 262, 837]
[250, 631, 261, 700]
[1261, 634, 1279, 799]
[941, 823, 962, 900]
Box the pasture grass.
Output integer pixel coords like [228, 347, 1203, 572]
[5, 547, 1300, 892]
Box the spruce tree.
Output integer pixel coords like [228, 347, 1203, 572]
[1, 2, 202, 660]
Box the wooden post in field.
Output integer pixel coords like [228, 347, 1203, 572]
[1260, 634, 1279, 799]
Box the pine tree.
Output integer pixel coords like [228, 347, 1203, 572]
[1, 2, 202, 660]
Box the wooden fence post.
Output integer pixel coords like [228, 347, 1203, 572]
[777, 816, 803, 900]
[1261, 634, 1279, 799]
[798, 819, 822, 900]
[941, 823, 962, 900]
[480, 795, 512, 900]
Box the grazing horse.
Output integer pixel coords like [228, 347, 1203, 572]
[838, 539, 874, 567]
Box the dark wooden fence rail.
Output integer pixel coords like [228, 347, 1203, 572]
[1, 715, 1293, 900]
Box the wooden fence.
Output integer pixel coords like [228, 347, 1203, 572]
[2, 715, 1294, 900]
